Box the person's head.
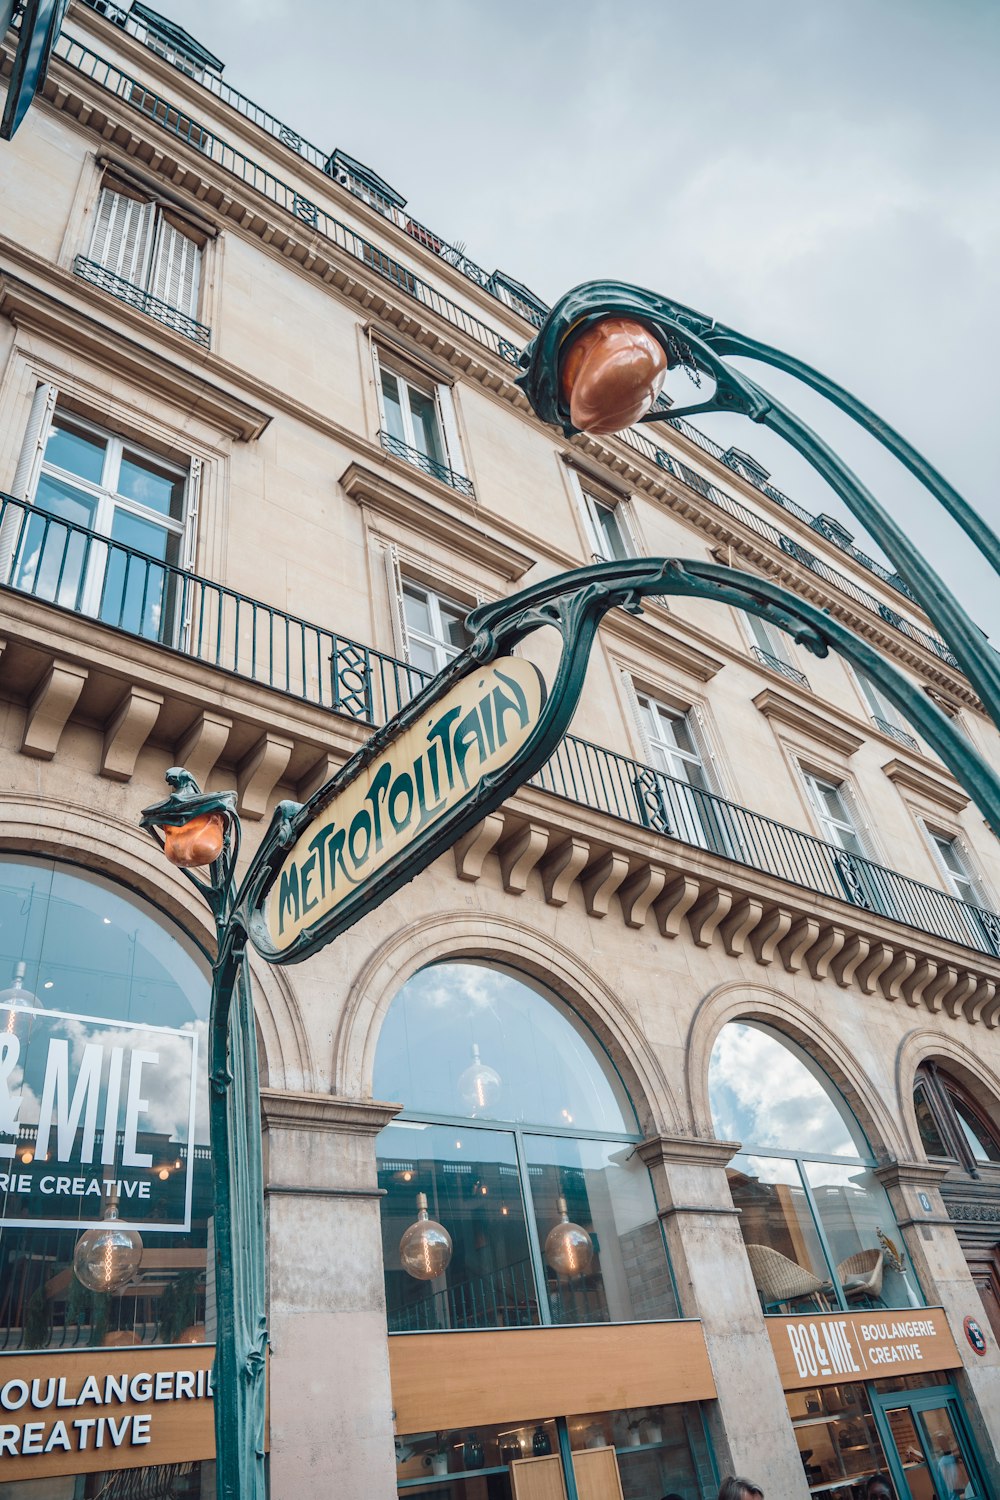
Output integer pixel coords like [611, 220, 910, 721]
[865, 1476, 894, 1500]
[718, 1479, 764, 1500]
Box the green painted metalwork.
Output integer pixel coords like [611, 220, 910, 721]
[515, 279, 1000, 736]
[1, 0, 70, 138]
[139, 550, 1000, 1499]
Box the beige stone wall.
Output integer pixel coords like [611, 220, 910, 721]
[2, 6, 1000, 1496]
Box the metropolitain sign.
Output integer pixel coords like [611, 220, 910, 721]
[259, 656, 545, 957]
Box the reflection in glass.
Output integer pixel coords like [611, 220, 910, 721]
[524, 1135, 678, 1325]
[398, 1192, 452, 1281]
[567, 1404, 712, 1499]
[374, 963, 634, 1132]
[0, 858, 210, 1353]
[913, 1084, 950, 1159]
[728, 1155, 831, 1314]
[804, 1162, 921, 1308]
[14, 475, 98, 609]
[378, 1123, 535, 1332]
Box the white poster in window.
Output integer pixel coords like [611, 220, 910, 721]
[0, 1006, 199, 1232]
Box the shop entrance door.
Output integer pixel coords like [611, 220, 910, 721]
[870, 1386, 987, 1499]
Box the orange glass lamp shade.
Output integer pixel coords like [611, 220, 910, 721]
[162, 811, 226, 868]
[399, 1192, 452, 1281]
[559, 316, 668, 435]
[544, 1196, 593, 1277]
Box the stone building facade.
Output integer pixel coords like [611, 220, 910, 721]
[1, 6, 1000, 1499]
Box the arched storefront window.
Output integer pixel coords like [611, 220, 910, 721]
[709, 1021, 922, 1314]
[0, 857, 211, 1352]
[374, 961, 679, 1333]
[914, 1063, 1000, 1172]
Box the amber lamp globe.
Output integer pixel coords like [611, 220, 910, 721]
[544, 1196, 593, 1277]
[162, 811, 226, 869]
[559, 317, 668, 435]
[73, 1206, 144, 1294]
[399, 1192, 452, 1281]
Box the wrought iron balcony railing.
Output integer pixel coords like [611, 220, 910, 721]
[378, 430, 476, 498]
[1, 489, 997, 962]
[872, 716, 920, 751]
[73, 255, 211, 347]
[750, 645, 810, 689]
[49, 25, 969, 675]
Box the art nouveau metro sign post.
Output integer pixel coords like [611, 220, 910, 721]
[140, 284, 1000, 1500]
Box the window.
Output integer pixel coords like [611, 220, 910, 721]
[924, 827, 987, 907]
[10, 392, 195, 645]
[80, 183, 206, 340]
[402, 579, 473, 676]
[373, 350, 469, 492]
[710, 1022, 923, 1314]
[636, 694, 710, 791]
[854, 666, 917, 747]
[802, 771, 867, 857]
[580, 491, 633, 562]
[741, 609, 809, 687]
[374, 962, 679, 1334]
[913, 1065, 1000, 1173]
[632, 691, 737, 855]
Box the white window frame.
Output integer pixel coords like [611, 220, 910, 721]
[742, 609, 794, 670]
[9, 391, 196, 642]
[852, 665, 908, 734]
[921, 822, 990, 908]
[88, 182, 204, 321]
[801, 769, 874, 858]
[566, 465, 636, 563]
[371, 346, 464, 478]
[400, 577, 473, 676]
[630, 686, 730, 850]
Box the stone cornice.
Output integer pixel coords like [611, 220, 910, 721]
[638, 1134, 742, 1170]
[753, 687, 865, 757]
[603, 607, 725, 683]
[260, 1089, 401, 1136]
[339, 459, 535, 581]
[882, 758, 970, 814]
[0, 267, 270, 442]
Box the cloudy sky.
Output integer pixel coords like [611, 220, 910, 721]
[161, 0, 1000, 638]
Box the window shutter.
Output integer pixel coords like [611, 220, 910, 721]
[370, 341, 388, 432]
[181, 457, 201, 571]
[10, 381, 57, 500]
[688, 703, 724, 794]
[149, 218, 201, 317]
[953, 832, 992, 907]
[841, 780, 879, 862]
[566, 468, 602, 560]
[435, 384, 466, 479]
[89, 187, 155, 287]
[620, 672, 652, 759]
[616, 498, 640, 557]
[384, 543, 409, 659]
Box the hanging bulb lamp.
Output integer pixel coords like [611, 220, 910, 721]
[458, 1043, 501, 1113]
[2, 961, 40, 1031]
[399, 1192, 452, 1281]
[544, 1196, 593, 1277]
[73, 1206, 143, 1294]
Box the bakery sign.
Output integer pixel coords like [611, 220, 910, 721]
[0, 1346, 216, 1481]
[769, 1307, 960, 1391]
[0, 1006, 199, 1231]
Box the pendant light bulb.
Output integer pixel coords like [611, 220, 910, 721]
[73, 1206, 144, 1294]
[399, 1192, 452, 1281]
[458, 1043, 501, 1114]
[544, 1195, 593, 1277]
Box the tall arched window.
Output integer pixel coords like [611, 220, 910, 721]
[374, 961, 678, 1332]
[709, 1022, 922, 1314]
[914, 1063, 1000, 1173]
[0, 857, 211, 1351]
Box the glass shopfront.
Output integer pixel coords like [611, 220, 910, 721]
[709, 1022, 923, 1314]
[375, 963, 679, 1333]
[0, 857, 214, 1497]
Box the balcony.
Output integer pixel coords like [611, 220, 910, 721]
[1, 488, 996, 965]
[872, 715, 920, 751]
[73, 255, 211, 347]
[750, 645, 810, 690]
[378, 430, 475, 498]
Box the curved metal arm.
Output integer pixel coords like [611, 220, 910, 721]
[516, 280, 1000, 737]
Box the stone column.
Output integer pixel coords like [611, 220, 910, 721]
[875, 1159, 1000, 1490]
[261, 1089, 400, 1500]
[638, 1135, 810, 1497]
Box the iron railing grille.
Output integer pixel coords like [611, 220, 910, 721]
[378, 431, 475, 497]
[48, 23, 976, 675]
[73, 255, 211, 347]
[1, 488, 997, 961]
[873, 715, 920, 751]
[750, 645, 810, 689]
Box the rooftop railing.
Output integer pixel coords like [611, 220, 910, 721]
[46, 26, 971, 676]
[73, 254, 211, 346]
[1, 488, 996, 961]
